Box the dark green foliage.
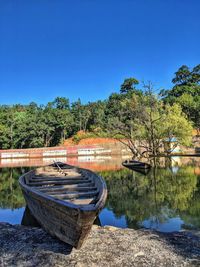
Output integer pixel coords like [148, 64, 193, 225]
[161, 64, 200, 128]
[172, 64, 200, 86]
[120, 77, 139, 94]
[0, 97, 74, 149]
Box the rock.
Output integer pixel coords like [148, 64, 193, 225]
[0, 223, 200, 267]
[134, 251, 145, 258]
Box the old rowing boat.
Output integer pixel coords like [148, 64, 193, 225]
[19, 162, 107, 249]
[122, 160, 151, 170]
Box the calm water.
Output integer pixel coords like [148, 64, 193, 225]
[0, 156, 200, 233]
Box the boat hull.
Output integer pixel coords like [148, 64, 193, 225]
[21, 186, 96, 248]
[19, 164, 107, 249]
[122, 160, 151, 170]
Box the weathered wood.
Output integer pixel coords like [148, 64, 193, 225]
[30, 176, 89, 182]
[53, 161, 64, 172]
[49, 190, 99, 200]
[53, 161, 69, 176]
[71, 198, 95, 205]
[19, 162, 107, 249]
[27, 179, 92, 186]
[33, 173, 83, 178]
[34, 172, 79, 177]
[21, 206, 41, 227]
[33, 183, 96, 191]
[46, 186, 97, 194]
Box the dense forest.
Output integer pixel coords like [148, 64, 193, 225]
[0, 64, 199, 151]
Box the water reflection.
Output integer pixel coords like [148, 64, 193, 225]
[0, 155, 127, 171]
[99, 160, 200, 232]
[0, 157, 200, 233]
[0, 167, 27, 209]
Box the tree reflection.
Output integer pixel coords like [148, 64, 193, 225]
[99, 163, 199, 230]
[0, 167, 27, 209]
[180, 177, 200, 229]
[1, 163, 200, 231]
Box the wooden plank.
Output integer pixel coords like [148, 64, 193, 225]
[32, 174, 84, 179]
[34, 173, 82, 178]
[71, 198, 95, 205]
[44, 186, 97, 194]
[28, 179, 93, 186]
[33, 182, 96, 191]
[30, 176, 89, 182]
[36, 171, 78, 175]
[50, 190, 98, 200]
[60, 167, 74, 170]
[53, 161, 64, 172]
[53, 161, 72, 176]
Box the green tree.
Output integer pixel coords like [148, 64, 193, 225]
[108, 83, 193, 157]
[161, 64, 200, 129]
[120, 77, 139, 94]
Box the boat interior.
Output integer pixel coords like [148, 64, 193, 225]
[24, 163, 101, 207]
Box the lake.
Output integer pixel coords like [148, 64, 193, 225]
[0, 156, 200, 233]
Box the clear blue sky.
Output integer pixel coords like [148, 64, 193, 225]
[0, 0, 200, 105]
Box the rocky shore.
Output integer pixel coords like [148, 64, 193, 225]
[0, 223, 200, 267]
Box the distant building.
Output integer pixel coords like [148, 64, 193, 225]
[163, 137, 181, 154]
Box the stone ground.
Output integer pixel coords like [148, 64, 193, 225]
[0, 223, 200, 267]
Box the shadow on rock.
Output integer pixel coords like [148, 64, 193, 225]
[157, 231, 200, 263]
[0, 223, 73, 256]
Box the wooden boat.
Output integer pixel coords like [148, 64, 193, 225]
[129, 166, 151, 175]
[122, 160, 151, 170]
[19, 162, 107, 249]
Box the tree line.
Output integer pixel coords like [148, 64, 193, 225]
[0, 64, 199, 154]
